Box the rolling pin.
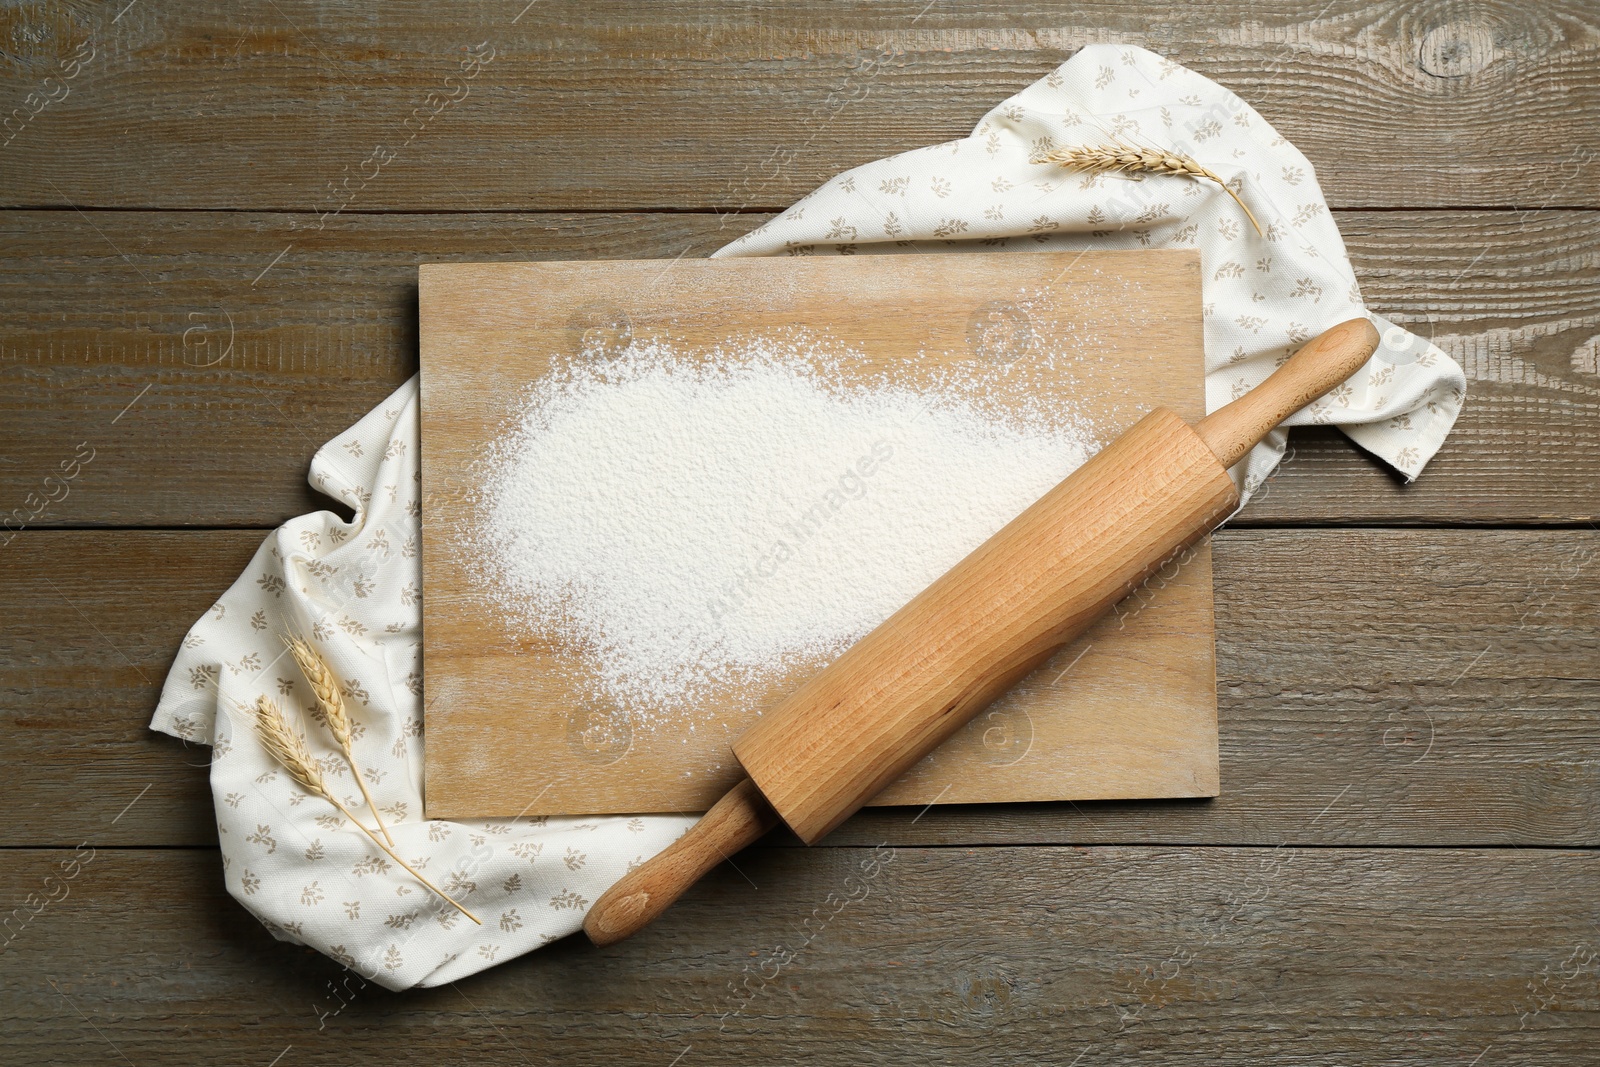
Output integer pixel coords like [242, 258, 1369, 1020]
[584, 317, 1381, 946]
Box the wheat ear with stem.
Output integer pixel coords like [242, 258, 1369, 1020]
[252, 696, 480, 925]
[282, 634, 394, 847]
[1032, 142, 1263, 236]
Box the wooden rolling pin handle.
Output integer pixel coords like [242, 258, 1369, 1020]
[583, 778, 780, 946]
[1195, 317, 1380, 469]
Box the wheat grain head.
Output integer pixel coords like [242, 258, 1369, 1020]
[280, 632, 395, 846]
[283, 634, 351, 748]
[249, 694, 478, 924]
[1033, 141, 1263, 235]
[254, 695, 329, 799]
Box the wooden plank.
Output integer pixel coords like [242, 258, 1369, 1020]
[1, 208, 1595, 528]
[417, 252, 1219, 817]
[2, 2, 1598, 211]
[2, 845, 1595, 1063]
[1247, 208, 1600, 524]
[0, 531, 250, 848]
[3, 528, 1595, 847]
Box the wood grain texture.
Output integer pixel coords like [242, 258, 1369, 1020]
[419, 252, 1221, 817]
[1, 1, 1598, 211]
[4, 527, 1594, 847]
[2, 845, 1596, 1064]
[0, 530, 251, 848]
[1, 208, 1596, 528]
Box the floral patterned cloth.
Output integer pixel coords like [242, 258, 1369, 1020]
[150, 44, 1464, 990]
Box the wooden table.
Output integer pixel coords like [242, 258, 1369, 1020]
[2, 3, 1596, 1063]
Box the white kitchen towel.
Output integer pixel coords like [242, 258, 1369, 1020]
[717, 45, 1463, 496]
[150, 43, 1464, 990]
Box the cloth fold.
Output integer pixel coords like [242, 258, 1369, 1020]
[151, 43, 1464, 990]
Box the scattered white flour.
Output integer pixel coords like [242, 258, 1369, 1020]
[472, 337, 1095, 728]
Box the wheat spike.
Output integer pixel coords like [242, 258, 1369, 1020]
[1032, 141, 1263, 236]
[251, 695, 480, 926]
[282, 634, 394, 846]
[254, 695, 328, 797]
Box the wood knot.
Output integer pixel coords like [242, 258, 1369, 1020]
[1419, 20, 1499, 78]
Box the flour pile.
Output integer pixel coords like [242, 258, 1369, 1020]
[473, 339, 1095, 726]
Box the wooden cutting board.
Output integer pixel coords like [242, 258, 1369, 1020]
[418, 250, 1218, 819]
